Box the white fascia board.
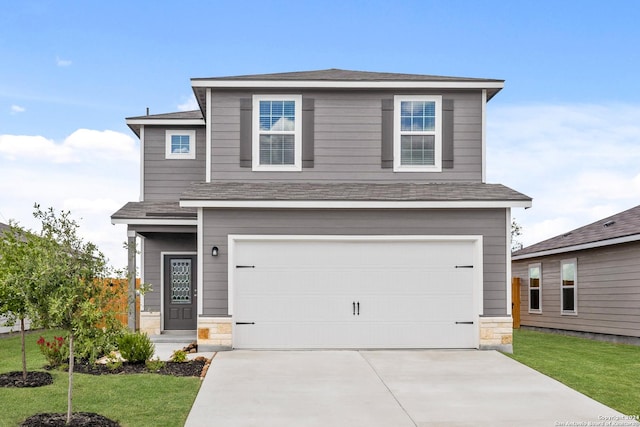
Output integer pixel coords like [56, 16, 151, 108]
[126, 119, 205, 126]
[111, 218, 198, 226]
[512, 233, 640, 260]
[181, 200, 532, 209]
[191, 80, 504, 90]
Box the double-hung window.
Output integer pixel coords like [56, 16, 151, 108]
[393, 95, 442, 172]
[165, 130, 196, 159]
[528, 263, 542, 313]
[561, 259, 577, 315]
[252, 95, 302, 171]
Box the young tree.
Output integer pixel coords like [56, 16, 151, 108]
[29, 205, 119, 424]
[0, 222, 42, 380]
[511, 218, 524, 252]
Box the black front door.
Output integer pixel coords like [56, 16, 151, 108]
[164, 255, 197, 330]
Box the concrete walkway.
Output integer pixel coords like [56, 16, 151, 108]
[185, 350, 638, 427]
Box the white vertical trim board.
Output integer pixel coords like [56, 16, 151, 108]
[139, 125, 145, 202]
[139, 237, 145, 311]
[481, 89, 487, 183]
[506, 208, 512, 316]
[160, 251, 198, 332]
[206, 88, 211, 183]
[197, 208, 204, 316]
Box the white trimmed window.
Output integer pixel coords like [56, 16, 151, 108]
[528, 263, 542, 313]
[561, 259, 577, 315]
[252, 95, 302, 171]
[393, 95, 442, 172]
[165, 130, 196, 159]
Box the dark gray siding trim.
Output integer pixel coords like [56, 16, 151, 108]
[381, 98, 394, 168]
[512, 241, 640, 338]
[442, 99, 454, 169]
[140, 233, 197, 312]
[302, 97, 315, 168]
[239, 98, 252, 167]
[201, 208, 507, 316]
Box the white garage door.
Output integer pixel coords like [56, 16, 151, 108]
[231, 237, 480, 349]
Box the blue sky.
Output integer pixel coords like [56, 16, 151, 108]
[1, 0, 640, 266]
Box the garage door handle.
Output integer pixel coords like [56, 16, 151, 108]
[455, 321, 474, 325]
[236, 322, 255, 325]
[236, 265, 255, 269]
[455, 265, 474, 269]
[353, 301, 355, 315]
[357, 302, 360, 316]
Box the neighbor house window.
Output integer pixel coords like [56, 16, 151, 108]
[165, 130, 196, 159]
[252, 95, 302, 171]
[561, 259, 577, 315]
[393, 95, 442, 172]
[528, 263, 542, 313]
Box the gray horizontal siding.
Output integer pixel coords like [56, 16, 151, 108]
[202, 208, 507, 316]
[143, 126, 206, 201]
[140, 233, 197, 312]
[210, 90, 483, 183]
[512, 241, 640, 338]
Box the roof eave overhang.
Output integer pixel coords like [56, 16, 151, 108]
[512, 233, 640, 260]
[179, 200, 531, 209]
[111, 218, 198, 226]
[191, 79, 504, 90]
[125, 118, 206, 137]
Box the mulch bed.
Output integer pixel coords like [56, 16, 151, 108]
[21, 412, 120, 427]
[0, 371, 53, 388]
[72, 359, 207, 377]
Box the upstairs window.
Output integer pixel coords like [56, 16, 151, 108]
[561, 259, 577, 315]
[393, 95, 442, 172]
[528, 263, 542, 313]
[252, 95, 302, 171]
[165, 130, 196, 159]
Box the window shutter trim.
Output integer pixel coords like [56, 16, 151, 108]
[302, 98, 314, 168]
[442, 99, 454, 169]
[239, 98, 252, 168]
[381, 99, 394, 168]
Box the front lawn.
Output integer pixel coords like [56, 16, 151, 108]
[0, 329, 201, 427]
[507, 329, 640, 417]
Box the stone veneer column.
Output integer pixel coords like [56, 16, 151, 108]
[139, 312, 161, 336]
[197, 317, 233, 351]
[479, 317, 513, 353]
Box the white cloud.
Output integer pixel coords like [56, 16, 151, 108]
[56, 56, 72, 67]
[0, 129, 137, 163]
[0, 129, 140, 268]
[177, 95, 199, 111]
[10, 105, 25, 114]
[488, 102, 640, 247]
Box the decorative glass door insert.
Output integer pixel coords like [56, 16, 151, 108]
[170, 259, 192, 304]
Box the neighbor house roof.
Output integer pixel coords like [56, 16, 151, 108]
[0, 222, 9, 235]
[512, 204, 640, 260]
[179, 181, 531, 209]
[125, 110, 204, 136]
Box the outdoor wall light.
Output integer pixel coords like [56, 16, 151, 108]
[211, 246, 219, 257]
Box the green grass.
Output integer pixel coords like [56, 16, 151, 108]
[0, 329, 201, 427]
[506, 329, 640, 417]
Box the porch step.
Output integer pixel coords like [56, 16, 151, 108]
[149, 331, 197, 344]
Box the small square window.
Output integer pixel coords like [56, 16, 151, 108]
[165, 130, 196, 159]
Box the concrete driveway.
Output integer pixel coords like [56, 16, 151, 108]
[186, 350, 636, 427]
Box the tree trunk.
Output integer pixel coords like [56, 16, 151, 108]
[20, 318, 26, 381]
[67, 333, 74, 424]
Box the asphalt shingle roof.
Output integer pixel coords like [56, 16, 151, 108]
[512, 204, 640, 258]
[111, 201, 197, 220]
[180, 181, 531, 202]
[126, 110, 203, 121]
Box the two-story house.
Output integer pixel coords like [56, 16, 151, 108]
[111, 69, 531, 352]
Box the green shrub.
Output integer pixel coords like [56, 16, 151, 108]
[170, 349, 188, 363]
[36, 335, 68, 367]
[75, 326, 125, 363]
[117, 332, 155, 363]
[146, 357, 165, 371]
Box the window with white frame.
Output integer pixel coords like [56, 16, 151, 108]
[165, 130, 196, 159]
[394, 95, 442, 172]
[528, 263, 542, 313]
[252, 95, 302, 171]
[561, 259, 577, 315]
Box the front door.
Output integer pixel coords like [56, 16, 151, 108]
[164, 255, 197, 330]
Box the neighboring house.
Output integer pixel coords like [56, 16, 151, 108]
[111, 69, 531, 351]
[512, 205, 640, 342]
[0, 222, 8, 235]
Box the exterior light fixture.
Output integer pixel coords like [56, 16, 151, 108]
[212, 246, 219, 256]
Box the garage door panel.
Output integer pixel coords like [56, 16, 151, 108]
[233, 238, 479, 349]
